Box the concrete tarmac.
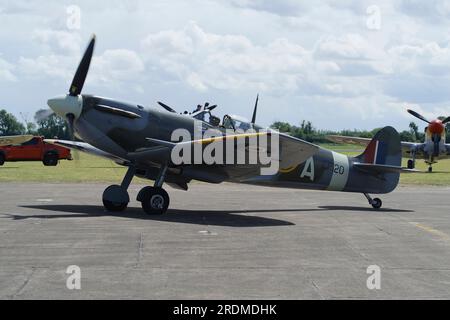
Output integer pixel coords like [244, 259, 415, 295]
[1, 182, 450, 299]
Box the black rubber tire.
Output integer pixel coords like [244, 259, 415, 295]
[43, 153, 59, 166]
[428, 167, 433, 173]
[407, 160, 415, 170]
[103, 200, 128, 212]
[102, 185, 129, 212]
[139, 187, 170, 215]
[0, 153, 4, 166]
[371, 198, 382, 209]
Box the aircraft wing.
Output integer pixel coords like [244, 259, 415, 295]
[0, 135, 33, 146]
[277, 132, 320, 171]
[327, 135, 422, 158]
[147, 130, 320, 181]
[45, 139, 128, 163]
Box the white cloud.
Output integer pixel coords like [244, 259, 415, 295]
[141, 21, 310, 92]
[91, 49, 145, 84]
[32, 29, 82, 54]
[1, 0, 450, 131]
[228, 0, 306, 16]
[0, 57, 17, 82]
[18, 55, 73, 80]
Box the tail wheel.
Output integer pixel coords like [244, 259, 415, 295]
[371, 198, 382, 209]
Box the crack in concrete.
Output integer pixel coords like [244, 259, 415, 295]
[134, 233, 144, 268]
[10, 267, 35, 299]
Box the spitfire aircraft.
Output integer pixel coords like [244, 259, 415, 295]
[0, 135, 33, 147]
[42, 36, 414, 214]
[327, 109, 450, 173]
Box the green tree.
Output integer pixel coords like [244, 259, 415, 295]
[270, 121, 292, 133]
[35, 110, 70, 139]
[409, 122, 419, 142]
[25, 122, 38, 135]
[0, 109, 26, 135]
[399, 130, 414, 142]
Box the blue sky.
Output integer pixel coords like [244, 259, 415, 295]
[1, 0, 450, 131]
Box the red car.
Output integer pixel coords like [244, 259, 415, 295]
[0, 136, 72, 166]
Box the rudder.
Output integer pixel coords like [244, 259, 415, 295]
[357, 126, 401, 167]
[354, 126, 402, 194]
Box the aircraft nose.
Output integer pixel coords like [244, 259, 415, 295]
[428, 120, 444, 135]
[47, 95, 83, 119]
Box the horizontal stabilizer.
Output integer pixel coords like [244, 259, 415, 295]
[353, 163, 418, 174]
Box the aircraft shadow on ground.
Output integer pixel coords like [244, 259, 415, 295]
[318, 206, 414, 213]
[16, 205, 296, 227]
[12, 204, 414, 227]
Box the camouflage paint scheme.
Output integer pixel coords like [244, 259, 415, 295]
[45, 35, 410, 213]
[54, 95, 402, 196]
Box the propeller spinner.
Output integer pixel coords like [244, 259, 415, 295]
[407, 108, 449, 135]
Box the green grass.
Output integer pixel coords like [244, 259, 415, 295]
[1, 146, 450, 185]
[0, 154, 130, 183]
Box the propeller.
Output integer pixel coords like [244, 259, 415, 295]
[34, 109, 55, 123]
[251, 94, 259, 125]
[407, 109, 431, 124]
[65, 113, 80, 161]
[69, 35, 96, 96]
[66, 114, 76, 141]
[45, 35, 96, 162]
[157, 101, 177, 113]
[442, 116, 450, 124]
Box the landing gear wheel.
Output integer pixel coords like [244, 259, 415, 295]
[102, 185, 129, 212]
[371, 198, 382, 209]
[138, 187, 170, 215]
[407, 160, 415, 170]
[428, 166, 433, 173]
[0, 153, 4, 166]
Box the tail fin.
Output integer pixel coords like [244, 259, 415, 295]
[354, 126, 402, 193]
[357, 126, 401, 167]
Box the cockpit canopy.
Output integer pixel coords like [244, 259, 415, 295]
[192, 110, 254, 132]
[222, 115, 252, 132]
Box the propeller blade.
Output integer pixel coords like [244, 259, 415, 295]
[157, 101, 177, 113]
[69, 35, 96, 96]
[252, 94, 259, 125]
[407, 109, 431, 124]
[66, 114, 80, 160]
[34, 109, 55, 122]
[442, 116, 450, 124]
[66, 114, 76, 141]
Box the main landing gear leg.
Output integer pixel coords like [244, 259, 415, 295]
[137, 164, 170, 215]
[102, 165, 136, 212]
[407, 153, 416, 170]
[364, 193, 382, 210]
